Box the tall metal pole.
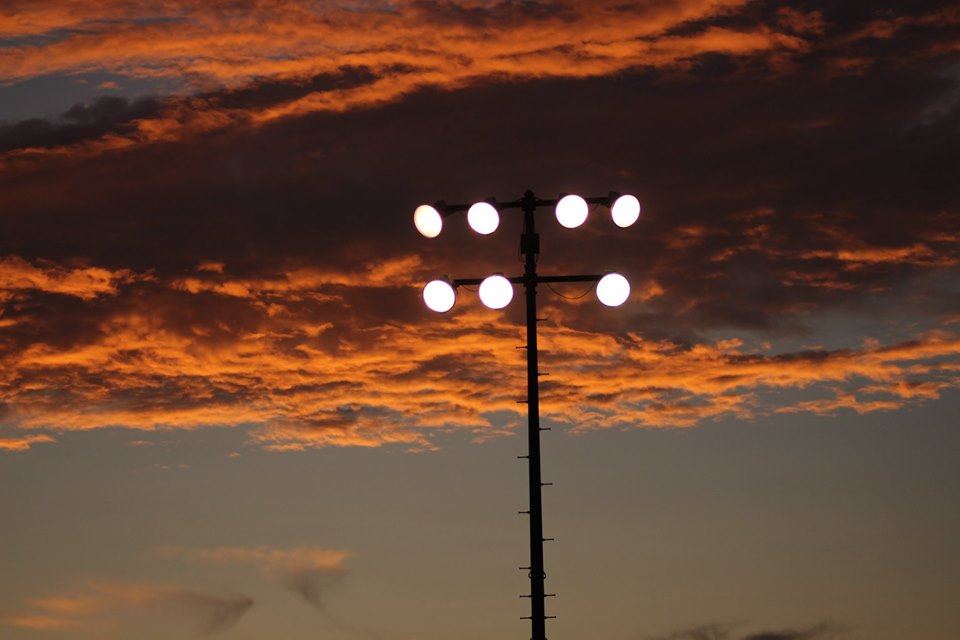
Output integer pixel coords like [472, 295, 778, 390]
[520, 190, 547, 640]
[423, 189, 631, 640]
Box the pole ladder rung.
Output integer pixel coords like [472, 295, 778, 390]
[518, 455, 529, 459]
[541, 482, 553, 486]
[540, 427, 551, 431]
[519, 510, 530, 514]
[543, 537, 555, 542]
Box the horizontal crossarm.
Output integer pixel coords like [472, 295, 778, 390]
[433, 194, 616, 217]
[452, 274, 603, 287]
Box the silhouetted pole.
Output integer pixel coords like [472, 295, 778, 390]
[520, 191, 548, 640]
[415, 188, 638, 640]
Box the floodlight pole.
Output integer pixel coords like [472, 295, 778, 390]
[435, 189, 613, 640]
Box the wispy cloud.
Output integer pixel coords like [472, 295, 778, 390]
[170, 545, 349, 608]
[0, 255, 139, 301]
[0, 1, 771, 87]
[0, 434, 55, 451]
[2, 579, 253, 635]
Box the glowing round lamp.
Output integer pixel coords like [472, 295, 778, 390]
[596, 273, 630, 307]
[611, 194, 641, 228]
[423, 280, 456, 312]
[555, 194, 588, 228]
[478, 274, 514, 309]
[414, 205, 443, 238]
[467, 202, 500, 235]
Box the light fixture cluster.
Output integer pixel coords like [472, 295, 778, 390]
[414, 193, 641, 239]
[416, 191, 639, 313]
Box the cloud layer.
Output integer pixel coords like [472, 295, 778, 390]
[2, 1, 959, 451]
[2, 1, 957, 169]
[1, 255, 958, 451]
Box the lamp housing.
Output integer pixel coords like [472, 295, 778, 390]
[467, 201, 500, 235]
[478, 274, 514, 309]
[414, 204, 443, 238]
[423, 279, 456, 312]
[555, 194, 589, 228]
[596, 273, 630, 307]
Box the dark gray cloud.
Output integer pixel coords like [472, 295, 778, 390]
[164, 590, 254, 635]
[649, 621, 839, 640]
[410, 0, 576, 27]
[0, 95, 163, 153]
[650, 623, 733, 640]
[743, 622, 838, 640]
[281, 565, 347, 608]
[205, 66, 391, 111]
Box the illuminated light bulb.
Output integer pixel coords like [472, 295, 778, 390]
[611, 194, 641, 228]
[414, 205, 443, 238]
[423, 280, 456, 312]
[478, 274, 514, 309]
[555, 194, 589, 228]
[596, 273, 630, 307]
[467, 202, 500, 235]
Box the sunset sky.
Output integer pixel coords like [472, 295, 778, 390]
[1, 1, 959, 639]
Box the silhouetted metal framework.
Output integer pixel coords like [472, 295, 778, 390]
[425, 190, 626, 640]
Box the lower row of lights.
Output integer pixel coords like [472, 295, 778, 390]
[423, 272, 631, 313]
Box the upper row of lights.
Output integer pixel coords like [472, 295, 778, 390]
[414, 193, 642, 238]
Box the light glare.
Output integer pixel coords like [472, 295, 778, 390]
[467, 202, 500, 235]
[555, 194, 589, 228]
[414, 205, 443, 238]
[478, 274, 514, 309]
[596, 273, 630, 307]
[423, 280, 456, 312]
[611, 195, 641, 228]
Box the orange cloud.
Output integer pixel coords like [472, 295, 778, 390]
[2, 2, 957, 175]
[172, 545, 348, 570]
[0, 434, 55, 451]
[0, 255, 138, 300]
[0, 1, 759, 83]
[171, 254, 426, 298]
[800, 243, 956, 270]
[1, 613, 84, 631]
